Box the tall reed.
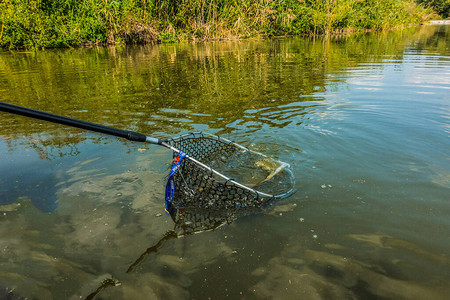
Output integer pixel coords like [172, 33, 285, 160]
[0, 0, 435, 50]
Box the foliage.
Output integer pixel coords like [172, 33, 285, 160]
[0, 0, 434, 50]
[416, 0, 450, 18]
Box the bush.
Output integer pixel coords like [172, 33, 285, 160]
[416, 0, 450, 18]
[0, 0, 434, 50]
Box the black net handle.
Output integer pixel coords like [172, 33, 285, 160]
[0, 101, 162, 144]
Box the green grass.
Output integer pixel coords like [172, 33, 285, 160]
[0, 0, 437, 50]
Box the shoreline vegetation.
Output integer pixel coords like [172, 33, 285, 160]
[0, 0, 447, 50]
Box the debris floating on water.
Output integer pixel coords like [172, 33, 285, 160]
[299, 218, 304, 222]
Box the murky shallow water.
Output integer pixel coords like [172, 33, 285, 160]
[0, 25, 449, 299]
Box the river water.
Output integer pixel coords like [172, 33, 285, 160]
[0, 25, 449, 299]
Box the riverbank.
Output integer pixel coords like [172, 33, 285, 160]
[0, 0, 437, 50]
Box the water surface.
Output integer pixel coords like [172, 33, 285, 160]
[0, 25, 449, 299]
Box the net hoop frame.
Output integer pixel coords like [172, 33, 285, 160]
[161, 132, 296, 206]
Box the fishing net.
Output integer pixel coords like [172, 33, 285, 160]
[164, 132, 295, 215]
[90, 133, 295, 297]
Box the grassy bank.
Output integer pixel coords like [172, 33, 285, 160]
[0, 0, 437, 50]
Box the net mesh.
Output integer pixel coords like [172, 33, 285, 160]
[172, 208, 236, 236]
[165, 132, 294, 213]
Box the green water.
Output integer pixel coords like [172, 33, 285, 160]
[0, 25, 449, 299]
